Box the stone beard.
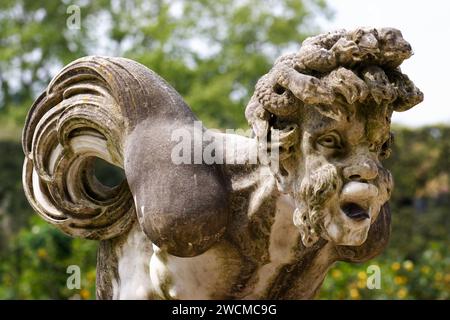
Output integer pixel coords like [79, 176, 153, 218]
[22, 27, 422, 299]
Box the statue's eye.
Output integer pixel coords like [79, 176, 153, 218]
[317, 133, 342, 149]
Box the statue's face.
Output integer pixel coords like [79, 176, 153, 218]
[293, 105, 393, 246]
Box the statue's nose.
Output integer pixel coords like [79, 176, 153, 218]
[343, 159, 378, 182]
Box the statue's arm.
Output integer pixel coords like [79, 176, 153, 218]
[124, 120, 230, 257]
[22, 56, 229, 257]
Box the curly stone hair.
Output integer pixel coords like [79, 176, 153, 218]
[245, 27, 423, 142]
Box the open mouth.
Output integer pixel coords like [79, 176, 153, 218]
[341, 202, 370, 221]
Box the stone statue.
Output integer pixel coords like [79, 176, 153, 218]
[22, 27, 423, 299]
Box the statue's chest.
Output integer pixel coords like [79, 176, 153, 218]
[145, 195, 301, 299]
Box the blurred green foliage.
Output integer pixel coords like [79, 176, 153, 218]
[0, 216, 97, 299]
[0, 0, 448, 300]
[321, 242, 449, 300]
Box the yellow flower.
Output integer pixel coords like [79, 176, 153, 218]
[331, 269, 342, 279]
[80, 289, 91, 300]
[434, 272, 443, 282]
[420, 266, 431, 275]
[357, 279, 366, 289]
[391, 262, 401, 271]
[444, 274, 450, 283]
[37, 248, 48, 259]
[349, 288, 360, 299]
[403, 260, 414, 272]
[394, 276, 408, 285]
[397, 288, 408, 299]
[357, 271, 367, 280]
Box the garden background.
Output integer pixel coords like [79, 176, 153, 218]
[0, 0, 448, 299]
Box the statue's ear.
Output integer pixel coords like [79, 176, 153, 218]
[335, 202, 391, 263]
[246, 97, 301, 194]
[268, 123, 300, 193]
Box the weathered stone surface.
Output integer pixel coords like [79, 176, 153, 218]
[22, 27, 423, 299]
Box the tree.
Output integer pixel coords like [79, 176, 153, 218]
[0, 0, 331, 129]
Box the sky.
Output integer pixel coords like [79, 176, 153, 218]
[321, 0, 450, 127]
